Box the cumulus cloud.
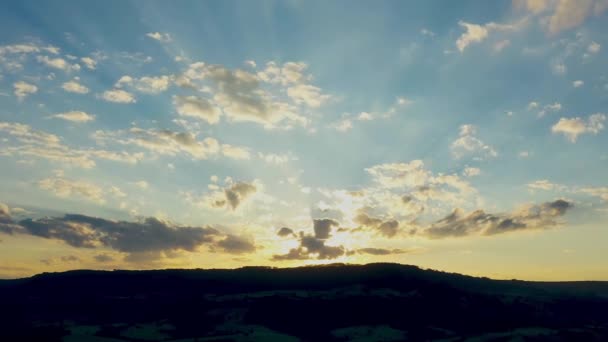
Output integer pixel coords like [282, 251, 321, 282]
[277, 227, 295, 237]
[573, 80, 584, 88]
[356, 248, 413, 255]
[173, 95, 221, 124]
[456, 20, 524, 52]
[38, 176, 106, 204]
[551, 113, 605, 142]
[272, 233, 345, 261]
[100, 89, 136, 103]
[450, 124, 497, 160]
[51, 111, 95, 123]
[116, 75, 171, 94]
[173, 60, 328, 128]
[13, 81, 38, 100]
[36, 55, 80, 72]
[354, 212, 400, 238]
[0, 122, 143, 168]
[62, 79, 89, 94]
[463, 167, 481, 177]
[93, 127, 250, 161]
[214, 234, 256, 254]
[515, 0, 607, 34]
[80, 56, 97, 70]
[425, 199, 573, 238]
[146, 32, 172, 42]
[313, 218, 339, 239]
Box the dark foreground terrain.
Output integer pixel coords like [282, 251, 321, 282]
[1, 263, 607, 341]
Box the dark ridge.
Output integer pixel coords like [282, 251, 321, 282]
[1, 263, 607, 341]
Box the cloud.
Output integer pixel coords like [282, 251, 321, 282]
[36, 55, 80, 72]
[356, 248, 413, 255]
[187, 180, 259, 211]
[62, 79, 89, 94]
[94, 254, 114, 262]
[527, 179, 563, 191]
[1, 122, 143, 168]
[456, 20, 524, 52]
[100, 89, 136, 103]
[287, 84, 330, 108]
[214, 234, 256, 254]
[548, 0, 595, 34]
[80, 56, 97, 70]
[11, 214, 221, 259]
[146, 32, 172, 43]
[551, 113, 605, 142]
[173, 95, 221, 124]
[463, 167, 481, 177]
[425, 199, 573, 238]
[51, 111, 95, 123]
[588, 41, 601, 53]
[277, 227, 295, 237]
[174, 61, 328, 128]
[573, 80, 584, 88]
[13, 81, 38, 100]
[0, 203, 22, 234]
[515, 0, 607, 34]
[354, 212, 400, 238]
[38, 176, 106, 204]
[450, 124, 497, 160]
[272, 233, 345, 261]
[313, 218, 339, 239]
[117, 75, 171, 94]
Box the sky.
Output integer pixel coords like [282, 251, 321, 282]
[0, 0, 607, 280]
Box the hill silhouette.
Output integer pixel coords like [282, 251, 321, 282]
[1, 263, 607, 341]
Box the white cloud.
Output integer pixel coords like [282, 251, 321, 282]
[420, 28, 435, 37]
[221, 144, 251, 160]
[551, 113, 606, 142]
[463, 167, 481, 177]
[493, 39, 511, 52]
[116, 75, 170, 94]
[527, 179, 560, 191]
[38, 176, 106, 204]
[100, 89, 136, 103]
[538, 102, 562, 117]
[133, 180, 149, 190]
[573, 80, 584, 88]
[456, 20, 524, 52]
[62, 79, 89, 94]
[548, 0, 595, 34]
[588, 41, 601, 53]
[13, 81, 37, 100]
[51, 111, 95, 123]
[80, 57, 97, 70]
[450, 124, 498, 160]
[287, 84, 330, 108]
[0, 122, 143, 168]
[173, 95, 220, 124]
[146, 32, 172, 42]
[36, 55, 80, 72]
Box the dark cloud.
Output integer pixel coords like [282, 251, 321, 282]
[94, 254, 114, 263]
[272, 231, 345, 261]
[0, 203, 20, 234]
[225, 182, 257, 210]
[210, 181, 257, 210]
[214, 234, 256, 254]
[6, 213, 226, 260]
[40, 255, 81, 265]
[313, 219, 339, 239]
[277, 227, 295, 237]
[425, 199, 574, 238]
[354, 212, 400, 238]
[356, 248, 411, 255]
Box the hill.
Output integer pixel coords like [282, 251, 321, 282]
[1, 263, 607, 341]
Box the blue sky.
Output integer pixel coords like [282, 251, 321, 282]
[1, 0, 607, 279]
